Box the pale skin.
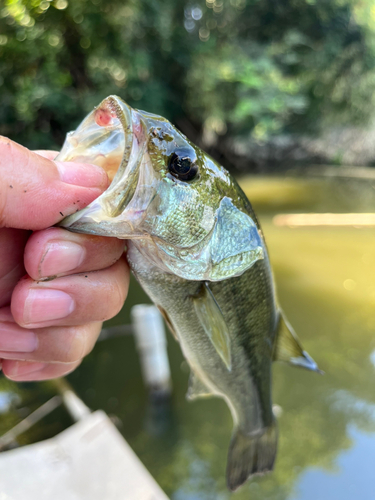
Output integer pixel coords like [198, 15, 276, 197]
[0, 136, 129, 381]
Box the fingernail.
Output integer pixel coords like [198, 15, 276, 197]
[40, 241, 86, 277]
[0, 322, 38, 352]
[55, 161, 108, 189]
[7, 361, 46, 378]
[24, 289, 75, 325]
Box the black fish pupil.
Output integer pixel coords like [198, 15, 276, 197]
[177, 157, 192, 174]
[168, 149, 199, 181]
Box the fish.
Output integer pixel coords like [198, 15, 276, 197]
[57, 95, 320, 491]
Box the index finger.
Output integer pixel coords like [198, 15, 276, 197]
[0, 137, 108, 230]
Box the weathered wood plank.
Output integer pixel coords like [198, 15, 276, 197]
[0, 410, 169, 500]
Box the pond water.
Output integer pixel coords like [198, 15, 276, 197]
[1, 170, 375, 499]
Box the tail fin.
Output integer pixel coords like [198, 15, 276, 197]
[226, 422, 277, 492]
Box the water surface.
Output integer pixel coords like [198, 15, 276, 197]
[2, 171, 375, 499]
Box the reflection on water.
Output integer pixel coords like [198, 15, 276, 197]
[1, 171, 375, 498]
[297, 426, 375, 500]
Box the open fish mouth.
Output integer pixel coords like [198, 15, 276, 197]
[58, 96, 265, 281]
[58, 96, 153, 238]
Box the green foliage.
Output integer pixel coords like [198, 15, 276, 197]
[1, 0, 375, 150]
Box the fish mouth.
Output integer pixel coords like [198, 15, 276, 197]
[58, 96, 151, 238]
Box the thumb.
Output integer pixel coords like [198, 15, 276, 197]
[0, 137, 109, 230]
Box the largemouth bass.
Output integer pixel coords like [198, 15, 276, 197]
[57, 96, 320, 491]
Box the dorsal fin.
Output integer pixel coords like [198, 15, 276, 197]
[192, 283, 232, 371]
[273, 312, 322, 373]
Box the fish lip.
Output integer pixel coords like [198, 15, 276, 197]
[101, 107, 147, 218]
[59, 96, 148, 233]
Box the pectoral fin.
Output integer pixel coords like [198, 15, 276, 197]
[187, 372, 213, 400]
[273, 312, 322, 373]
[192, 283, 232, 371]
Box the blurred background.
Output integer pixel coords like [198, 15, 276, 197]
[1, 1, 375, 499]
[3, 0, 375, 171]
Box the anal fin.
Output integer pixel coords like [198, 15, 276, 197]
[273, 312, 322, 373]
[187, 371, 214, 401]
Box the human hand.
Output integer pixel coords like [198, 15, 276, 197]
[0, 137, 129, 381]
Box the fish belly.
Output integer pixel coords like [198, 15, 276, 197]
[127, 241, 276, 435]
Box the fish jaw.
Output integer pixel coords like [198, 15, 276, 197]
[58, 96, 264, 282]
[58, 96, 156, 238]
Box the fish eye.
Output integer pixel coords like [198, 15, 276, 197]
[168, 148, 199, 181]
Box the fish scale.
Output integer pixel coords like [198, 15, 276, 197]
[58, 95, 321, 491]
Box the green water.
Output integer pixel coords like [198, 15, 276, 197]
[1, 171, 375, 499]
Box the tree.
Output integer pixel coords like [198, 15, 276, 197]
[1, 0, 375, 169]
